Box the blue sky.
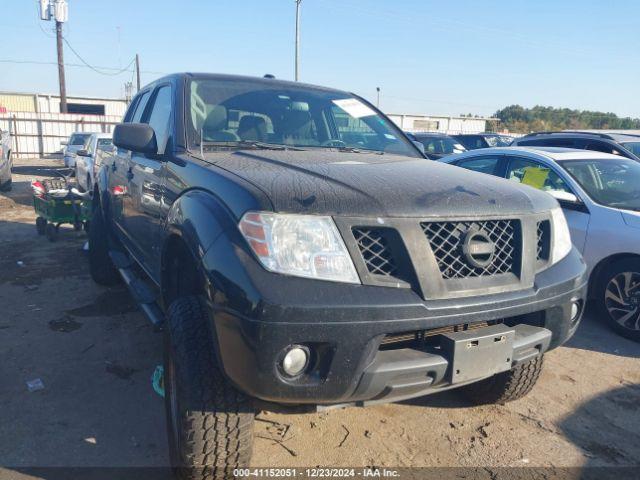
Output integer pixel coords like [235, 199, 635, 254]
[2, 0, 639, 118]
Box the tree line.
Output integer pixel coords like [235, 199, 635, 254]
[490, 105, 640, 133]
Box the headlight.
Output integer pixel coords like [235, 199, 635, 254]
[550, 207, 572, 264]
[239, 212, 360, 284]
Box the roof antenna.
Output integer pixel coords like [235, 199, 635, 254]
[263, 74, 275, 79]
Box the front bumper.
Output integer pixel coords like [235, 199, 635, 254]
[203, 237, 586, 406]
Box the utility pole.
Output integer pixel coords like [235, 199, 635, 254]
[295, 0, 302, 81]
[135, 54, 141, 92]
[40, 0, 68, 113]
[56, 20, 67, 113]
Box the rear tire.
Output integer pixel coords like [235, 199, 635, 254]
[460, 355, 544, 405]
[164, 296, 255, 479]
[88, 202, 120, 286]
[595, 259, 640, 342]
[0, 179, 11, 192]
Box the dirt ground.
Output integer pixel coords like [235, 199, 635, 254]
[1, 158, 639, 479]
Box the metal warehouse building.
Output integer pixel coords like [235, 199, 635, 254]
[387, 113, 497, 134]
[0, 91, 128, 117]
[0, 91, 128, 158]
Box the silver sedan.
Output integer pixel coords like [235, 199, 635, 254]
[441, 146, 640, 342]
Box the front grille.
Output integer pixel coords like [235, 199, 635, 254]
[536, 220, 551, 262]
[421, 220, 518, 279]
[380, 320, 502, 349]
[352, 228, 398, 277]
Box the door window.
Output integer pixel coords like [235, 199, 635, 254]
[456, 156, 501, 176]
[130, 91, 152, 123]
[144, 86, 172, 153]
[506, 157, 573, 195]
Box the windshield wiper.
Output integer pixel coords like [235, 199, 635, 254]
[201, 141, 305, 151]
[317, 145, 384, 155]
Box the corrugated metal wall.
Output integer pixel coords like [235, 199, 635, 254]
[0, 112, 121, 159]
[0, 94, 37, 113]
[0, 92, 128, 116]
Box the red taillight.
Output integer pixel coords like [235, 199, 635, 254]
[112, 185, 126, 196]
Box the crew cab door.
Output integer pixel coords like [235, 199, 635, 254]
[109, 89, 152, 239]
[122, 84, 172, 277]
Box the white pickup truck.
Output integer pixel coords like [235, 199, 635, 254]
[0, 128, 11, 191]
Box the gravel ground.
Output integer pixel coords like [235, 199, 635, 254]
[1, 158, 639, 479]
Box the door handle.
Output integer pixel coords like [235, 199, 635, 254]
[111, 162, 117, 172]
[126, 169, 134, 181]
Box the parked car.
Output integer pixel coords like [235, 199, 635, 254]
[410, 132, 466, 159]
[452, 133, 514, 150]
[441, 146, 640, 341]
[0, 128, 12, 191]
[62, 132, 92, 168]
[512, 131, 640, 162]
[90, 73, 586, 473]
[75, 133, 113, 192]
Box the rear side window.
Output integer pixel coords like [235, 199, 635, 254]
[456, 156, 501, 176]
[144, 86, 172, 153]
[518, 138, 576, 148]
[585, 141, 621, 155]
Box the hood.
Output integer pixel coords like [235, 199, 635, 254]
[204, 149, 557, 217]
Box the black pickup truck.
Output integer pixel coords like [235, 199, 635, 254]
[91, 73, 587, 478]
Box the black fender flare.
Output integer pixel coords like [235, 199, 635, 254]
[163, 188, 238, 259]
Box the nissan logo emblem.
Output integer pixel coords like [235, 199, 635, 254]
[462, 228, 495, 268]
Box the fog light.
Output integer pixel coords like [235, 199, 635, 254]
[281, 346, 309, 377]
[571, 301, 581, 321]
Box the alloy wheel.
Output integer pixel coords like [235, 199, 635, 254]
[605, 271, 640, 331]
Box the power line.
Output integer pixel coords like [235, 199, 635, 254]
[0, 58, 166, 75]
[62, 36, 135, 76]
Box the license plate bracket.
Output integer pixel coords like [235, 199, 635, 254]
[441, 324, 515, 384]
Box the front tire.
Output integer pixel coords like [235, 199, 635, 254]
[460, 355, 544, 405]
[164, 296, 255, 479]
[596, 259, 640, 342]
[88, 202, 120, 286]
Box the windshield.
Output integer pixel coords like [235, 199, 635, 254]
[561, 159, 640, 211]
[622, 142, 640, 157]
[97, 138, 113, 150]
[484, 135, 513, 147]
[70, 134, 90, 146]
[415, 135, 466, 155]
[187, 78, 420, 157]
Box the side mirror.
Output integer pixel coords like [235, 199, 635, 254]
[549, 190, 579, 203]
[76, 149, 90, 157]
[412, 140, 426, 155]
[113, 123, 158, 154]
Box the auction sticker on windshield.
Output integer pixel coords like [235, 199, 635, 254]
[332, 98, 376, 118]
